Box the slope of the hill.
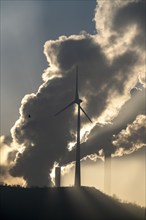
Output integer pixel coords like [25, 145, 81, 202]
[0, 186, 145, 220]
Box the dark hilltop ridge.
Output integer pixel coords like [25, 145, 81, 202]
[0, 185, 145, 220]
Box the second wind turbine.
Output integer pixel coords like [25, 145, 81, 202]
[55, 66, 92, 187]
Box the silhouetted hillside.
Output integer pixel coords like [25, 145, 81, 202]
[0, 185, 145, 220]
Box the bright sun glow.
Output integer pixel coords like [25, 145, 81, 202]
[0, 145, 12, 165]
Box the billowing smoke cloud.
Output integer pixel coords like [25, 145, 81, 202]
[0, 135, 26, 186]
[4, 0, 145, 186]
[113, 115, 146, 156]
[61, 86, 145, 165]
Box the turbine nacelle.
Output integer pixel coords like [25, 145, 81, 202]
[75, 99, 83, 104]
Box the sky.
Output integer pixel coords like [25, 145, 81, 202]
[1, 0, 96, 135]
[0, 0, 146, 206]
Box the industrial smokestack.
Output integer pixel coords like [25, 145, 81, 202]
[55, 166, 61, 187]
[104, 153, 111, 195]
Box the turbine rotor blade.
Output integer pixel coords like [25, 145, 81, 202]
[55, 101, 75, 116]
[80, 106, 92, 123]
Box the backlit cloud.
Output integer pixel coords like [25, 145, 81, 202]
[1, 0, 144, 187]
[113, 115, 146, 157]
[0, 135, 26, 186]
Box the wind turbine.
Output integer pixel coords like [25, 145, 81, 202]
[55, 66, 92, 187]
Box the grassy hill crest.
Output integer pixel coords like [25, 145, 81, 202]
[0, 185, 145, 220]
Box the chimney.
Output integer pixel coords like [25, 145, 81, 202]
[104, 153, 111, 194]
[55, 166, 61, 187]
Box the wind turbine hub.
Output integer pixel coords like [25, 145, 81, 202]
[76, 99, 82, 104]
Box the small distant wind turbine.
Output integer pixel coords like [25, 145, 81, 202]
[55, 66, 92, 187]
